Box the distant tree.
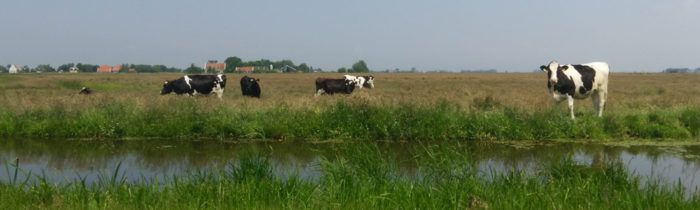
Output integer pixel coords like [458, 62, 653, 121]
[57, 63, 74, 72]
[184, 63, 204, 74]
[162, 66, 181, 72]
[76, 63, 98, 72]
[119, 63, 130, 73]
[133, 64, 156, 73]
[351, 60, 369, 73]
[22, 65, 31, 72]
[0, 65, 7, 73]
[663, 68, 690, 73]
[35, 64, 55, 72]
[695, 68, 700, 73]
[153, 65, 168, 73]
[337, 67, 347, 73]
[224, 56, 242, 73]
[298, 63, 310, 72]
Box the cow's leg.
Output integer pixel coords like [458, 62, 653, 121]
[214, 84, 223, 99]
[567, 95, 575, 120]
[592, 91, 601, 117]
[597, 90, 607, 117]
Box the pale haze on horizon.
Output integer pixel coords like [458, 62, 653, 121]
[1, 0, 699, 72]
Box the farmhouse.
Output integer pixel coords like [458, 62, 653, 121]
[204, 60, 226, 73]
[96, 65, 122, 73]
[97, 65, 111, 73]
[69, 65, 79, 73]
[235, 66, 270, 72]
[9, 64, 20, 74]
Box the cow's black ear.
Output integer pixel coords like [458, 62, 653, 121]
[540, 65, 547, 72]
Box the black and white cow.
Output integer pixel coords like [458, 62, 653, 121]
[240, 75, 261, 98]
[343, 75, 375, 88]
[315, 78, 357, 96]
[79, 87, 92, 95]
[540, 61, 609, 120]
[161, 74, 227, 99]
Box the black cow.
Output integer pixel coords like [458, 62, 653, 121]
[315, 78, 356, 96]
[240, 76, 261, 98]
[161, 74, 227, 99]
[79, 87, 93, 95]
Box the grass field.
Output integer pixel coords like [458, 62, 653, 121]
[1, 73, 699, 208]
[0, 72, 698, 140]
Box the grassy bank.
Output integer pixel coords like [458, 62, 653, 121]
[1, 142, 697, 209]
[0, 73, 698, 140]
[0, 100, 698, 140]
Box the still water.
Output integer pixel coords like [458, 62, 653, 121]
[1, 138, 699, 195]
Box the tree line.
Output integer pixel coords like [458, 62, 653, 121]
[1, 58, 370, 73]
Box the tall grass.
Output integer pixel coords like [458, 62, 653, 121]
[0, 142, 697, 209]
[0, 100, 697, 140]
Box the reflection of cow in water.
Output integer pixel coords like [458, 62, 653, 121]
[79, 87, 92, 95]
[314, 78, 356, 96]
[160, 74, 227, 99]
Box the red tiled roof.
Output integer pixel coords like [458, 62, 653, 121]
[205, 62, 226, 71]
[112, 65, 122, 72]
[97, 65, 112, 73]
[235, 66, 254, 72]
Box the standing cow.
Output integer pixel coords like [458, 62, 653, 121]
[540, 61, 609, 120]
[343, 75, 375, 88]
[315, 78, 357, 96]
[161, 74, 227, 99]
[240, 75, 261, 98]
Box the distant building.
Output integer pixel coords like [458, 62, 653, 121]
[9, 64, 20, 74]
[204, 60, 226, 73]
[281, 65, 297, 73]
[97, 65, 122, 73]
[69, 65, 79, 73]
[235, 66, 269, 72]
[112, 65, 122, 73]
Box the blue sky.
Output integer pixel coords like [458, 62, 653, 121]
[1, 0, 699, 72]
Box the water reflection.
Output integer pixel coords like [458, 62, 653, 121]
[1, 138, 699, 195]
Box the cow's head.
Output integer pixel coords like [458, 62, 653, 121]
[363, 76, 375, 88]
[217, 74, 227, 88]
[540, 61, 569, 84]
[344, 79, 357, 93]
[161, 81, 174, 95]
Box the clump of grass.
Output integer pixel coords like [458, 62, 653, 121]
[58, 80, 83, 89]
[0, 101, 698, 140]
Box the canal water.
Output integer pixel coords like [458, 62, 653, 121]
[1, 138, 698, 195]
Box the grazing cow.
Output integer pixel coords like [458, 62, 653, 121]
[240, 76, 261, 98]
[161, 74, 227, 99]
[343, 75, 375, 88]
[79, 87, 92, 95]
[315, 78, 357, 96]
[540, 61, 609, 120]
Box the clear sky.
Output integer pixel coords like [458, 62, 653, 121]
[1, 0, 699, 72]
